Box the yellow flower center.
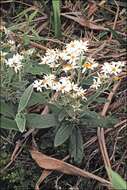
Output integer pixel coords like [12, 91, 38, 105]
[83, 62, 92, 69]
[112, 67, 117, 72]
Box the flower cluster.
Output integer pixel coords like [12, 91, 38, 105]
[33, 40, 125, 98]
[33, 74, 87, 99]
[39, 40, 94, 73]
[2, 35, 125, 99]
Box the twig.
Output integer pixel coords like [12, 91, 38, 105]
[97, 80, 121, 184]
[29, 41, 48, 51]
[109, 0, 120, 41]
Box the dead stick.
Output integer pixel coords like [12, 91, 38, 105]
[97, 80, 121, 183]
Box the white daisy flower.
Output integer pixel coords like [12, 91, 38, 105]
[5, 53, 23, 73]
[82, 58, 98, 73]
[43, 74, 56, 89]
[72, 84, 87, 99]
[91, 76, 102, 89]
[59, 49, 70, 61]
[60, 50, 79, 65]
[33, 80, 43, 92]
[65, 40, 88, 54]
[39, 49, 60, 68]
[101, 61, 125, 76]
[56, 77, 72, 93]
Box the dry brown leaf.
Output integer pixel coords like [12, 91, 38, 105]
[35, 170, 52, 190]
[61, 13, 109, 31]
[30, 149, 111, 189]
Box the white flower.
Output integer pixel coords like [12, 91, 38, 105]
[65, 40, 88, 54]
[91, 76, 102, 89]
[101, 61, 125, 76]
[43, 74, 56, 89]
[72, 84, 87, 99]
[56, 77, 72, 93]
[5, 53, 23, 73]
[60, 49, 69, 61]
[60, 50, 79, 65]
[60, 40, 89, 66]
[39, 49, 60, 68]
[33, 80, 43, 92]
[82, 58, 98, 73]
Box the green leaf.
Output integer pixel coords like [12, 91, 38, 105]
[87, 90, 102, 105]
[15, 113, 26, 132]
[58, 109, 66, 122]
[52, 0, 61, 38]
[108, 168, 127, 190]
[25, 64, 50, 75]
[27, 92, 48, 107]
[54, 123, 73, 147]
[80, 110, 118, 128]
[69, 127, 83, 163]
[23, 34, 30, 46]
[26, 113, 57, 129]
[95, 97, 108, 103]
[0, 100, 16, 118]
[0, 116, 18, 130]
[18, 84, 33, 113]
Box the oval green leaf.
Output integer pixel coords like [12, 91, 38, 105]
[15, 113, 26, 132]
[69, 127, 83, 163]
[54, 124, 73, 147]
[18, 84, 33, 113]
[0, 116, 18, 130]
[108, 168, 127, 190]
[0, 100, 16, 118]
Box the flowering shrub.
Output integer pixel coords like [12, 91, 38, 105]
[0, 27, 125, 162]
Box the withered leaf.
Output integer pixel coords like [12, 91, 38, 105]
[30, 149, 111, 187]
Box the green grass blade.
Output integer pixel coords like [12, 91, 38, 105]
[52, 0, 61, 38]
